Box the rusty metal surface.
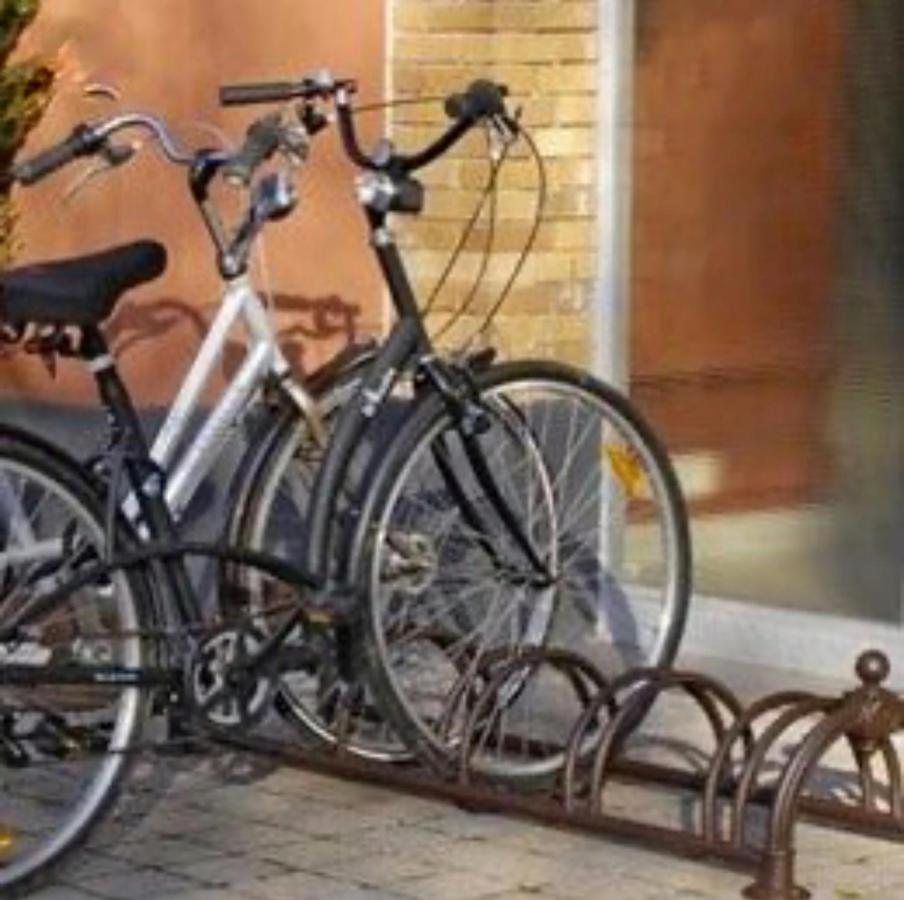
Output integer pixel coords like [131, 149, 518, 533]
[216, 647, 904, 900]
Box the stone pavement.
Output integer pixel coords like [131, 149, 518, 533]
[32, 656, 904, 900]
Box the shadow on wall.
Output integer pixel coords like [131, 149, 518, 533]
[108, 291, 361, 379]
[0, 291, 363, 382]
[0, 290, 362, 537]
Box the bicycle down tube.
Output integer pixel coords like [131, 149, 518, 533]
[120, 274, 320, 525]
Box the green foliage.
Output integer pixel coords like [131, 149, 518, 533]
[0, 0, 40, 58]
[0, 0, 53, 264]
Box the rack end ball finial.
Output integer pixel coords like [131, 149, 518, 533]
[856, 649, 890, 687]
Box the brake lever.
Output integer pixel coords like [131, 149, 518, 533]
[60, 141, 138, 204]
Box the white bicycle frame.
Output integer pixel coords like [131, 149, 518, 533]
[123, 272, 321, 524]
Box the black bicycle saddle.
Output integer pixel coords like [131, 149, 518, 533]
[0, 241, 167, 326]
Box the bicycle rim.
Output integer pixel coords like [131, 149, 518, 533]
[233, 380, 412, 761]
[0, 450, 145, 893]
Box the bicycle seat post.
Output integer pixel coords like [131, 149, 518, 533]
[79, 325, 203, 626]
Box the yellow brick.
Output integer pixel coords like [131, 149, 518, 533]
[395, 32, 595, 65]
[405, 219, 594, 253]
[388, 0, 598, 358]
[388, 125, 487, 160]
[538, 63, 597, 93]
[395, 4, 496, 33]
[419, 279, 587, 316]
[392, 95, 595, 133]
[394, 3, 596, 34]
[550, 95, 597, 124]
[493, 313, 594, 362]
[392, 64, 511, 96]
[491, 3, 597, 33]
[426, 187, 558, 219]
[532, 126, 594, 157]
[543, 188, 596, 217]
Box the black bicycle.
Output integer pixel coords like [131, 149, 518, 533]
[0, 73, 690, 893]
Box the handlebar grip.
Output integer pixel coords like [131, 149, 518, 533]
[220, 81, 300, 106]
[13, 124, 100, 185]
[222, 114, 283, 186]
[444, 80, 508, 122]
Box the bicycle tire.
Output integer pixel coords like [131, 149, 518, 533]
[350, 360, 692, 778]
[225, 355, 415, 761]
[0, 426, 150, 896]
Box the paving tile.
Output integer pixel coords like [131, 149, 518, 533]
[58, 850, 136, 881]
[72, 866, 201, 899]
[477, 893, 556, 900]
[302, 849, 447, 887]
[160, 892, 258, 900]
[30, 887, 105, 900]
[166, 853, 291, 887]
[251, 835, 379, 871]
[392, 871, 515, 899]
[187, 822, 323, 853]
[241, 870, 409, 899]
[102, 835, 227, 868]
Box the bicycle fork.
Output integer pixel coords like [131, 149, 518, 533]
[419, 357, 555, 589]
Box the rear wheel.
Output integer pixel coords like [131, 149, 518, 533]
[356, 361, 691, 778]
[0, 431, 148, 895]
[227, 368, 413, 761]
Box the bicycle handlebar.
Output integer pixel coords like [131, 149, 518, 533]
[219, 70, 353, 107]
[220, 80, 304, 107]
[11, 112, 196, 187]
[13, 124, 102, 185]
[218, 72, 513, 175]
[333, 79, 512, 174]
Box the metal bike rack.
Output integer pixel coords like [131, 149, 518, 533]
[225, 648, 904, 900]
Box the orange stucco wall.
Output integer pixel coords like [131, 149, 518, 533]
[6, 1, 385, 405]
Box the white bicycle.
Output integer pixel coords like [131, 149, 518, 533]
[8, 101, 400, 757]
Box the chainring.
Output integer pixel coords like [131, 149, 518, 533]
[188, 623, 277, 731]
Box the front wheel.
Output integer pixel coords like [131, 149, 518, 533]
[353, 361, 691, 777]
[0, 429, 149, 896]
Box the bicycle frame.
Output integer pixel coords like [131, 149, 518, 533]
[0, 91, 550, 693]
[0, 228, 541, 688]
[121, 273, 321, 525]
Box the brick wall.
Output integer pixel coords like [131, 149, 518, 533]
[389, 1, 598, 365]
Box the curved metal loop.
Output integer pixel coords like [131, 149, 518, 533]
[586, 671, 746, 816]
[837, 733, 904, 817]
[743, 705, 861, 900]
[561, 667, 663, 810]
[454, 645, 610, 785]
[730, 697, 833, 848]
[702, 691, 818, 843]
[433, 639, 486, 744]
[881, 739, 904, 821]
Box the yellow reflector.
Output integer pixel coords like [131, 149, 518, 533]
[604, 444, 646, 499]
[0, 823, 16, 862]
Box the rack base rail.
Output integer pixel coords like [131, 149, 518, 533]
[220, 648, 904, 900]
